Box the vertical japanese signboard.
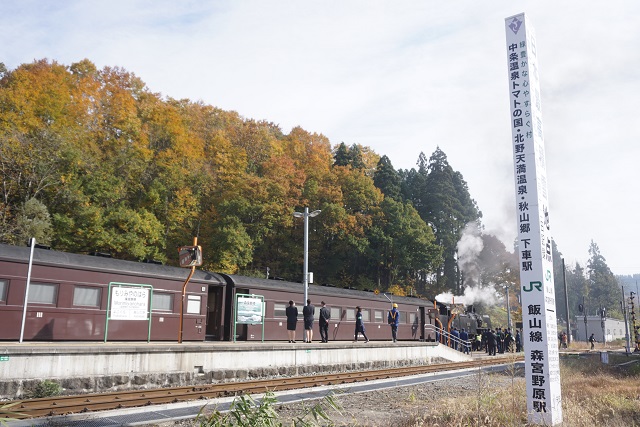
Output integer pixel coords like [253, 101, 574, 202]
[505, 13, 562, 425]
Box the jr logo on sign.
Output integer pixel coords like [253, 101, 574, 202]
[523, 281, 543, 292]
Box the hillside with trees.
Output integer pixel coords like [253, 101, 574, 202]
[0, 59, 627, 312]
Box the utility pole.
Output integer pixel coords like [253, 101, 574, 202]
[583, 296, 588, 343]
[622, 286, 631, 354]
[599, 305, 606, 348]
[562, 258, 571, 344]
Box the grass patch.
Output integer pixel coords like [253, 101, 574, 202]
[196, 390, 343, 427]
[398, 354, 640, 427]
[24, 380, 61, 399]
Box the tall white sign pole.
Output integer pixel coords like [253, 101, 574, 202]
[505, 13, 563, 425]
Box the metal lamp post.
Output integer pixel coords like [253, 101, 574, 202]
[293, 207, 321, 310]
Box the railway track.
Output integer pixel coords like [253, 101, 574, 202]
[6, 355, 523, 420]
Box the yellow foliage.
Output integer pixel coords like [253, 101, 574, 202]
[387, 284, 406, 296]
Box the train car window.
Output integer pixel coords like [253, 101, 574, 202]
[273, 303, 286, 317]
[186, 295, 201, 314]
[361, 309, 370, 322]
[28, 283, 58, 304]
[409, 312, 417, 325]
[152, 293, 173, 311]
[72, 286, 101, 307]
[398, 311, 405, 324]
[374, 310, 383, 323]
[330, 307, 341, 320]
[345, 308, 355, 321]
[0, 279, 7, 302]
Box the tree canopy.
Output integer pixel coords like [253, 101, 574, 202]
[0, 58, 546, 303]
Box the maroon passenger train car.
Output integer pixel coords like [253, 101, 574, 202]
[0, 244, 227, 341]
[223, 275, 490, 342]
[226, 275, 444, 342]
[0, 243, 489, 342]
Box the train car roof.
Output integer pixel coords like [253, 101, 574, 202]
[223, 274, 437, 307]
[0, 243, 226, 285]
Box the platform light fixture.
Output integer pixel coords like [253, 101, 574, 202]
[293, 207, 321, 308]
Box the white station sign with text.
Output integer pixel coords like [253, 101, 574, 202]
[505, 13, 563, 425]
[110, 286, 150, 320]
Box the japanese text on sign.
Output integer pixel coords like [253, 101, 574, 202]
[110, 286, 150, 320]
[505, 13, 562, 426]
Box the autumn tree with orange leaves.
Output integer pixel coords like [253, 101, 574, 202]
[0, 59, 491, 296]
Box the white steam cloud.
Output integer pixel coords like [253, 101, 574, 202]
[435, 285, 498, 306]
[457, 222, 484, 286]
[435, 222, 500, 306]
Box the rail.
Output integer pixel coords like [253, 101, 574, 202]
[5, 355, 523, 420]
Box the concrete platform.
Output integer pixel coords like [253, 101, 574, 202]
[0, 340, 472, 399]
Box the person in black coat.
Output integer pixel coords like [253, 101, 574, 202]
[589, 333, 597, 350]
[354, 306, 369, 342]
[319, 301, 331, 343]
[487, 329, 497, 356]
[285, 300, 298, 343]
[302, 299, 315, 343]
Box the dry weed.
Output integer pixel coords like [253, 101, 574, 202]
[399, 354, 640, 427]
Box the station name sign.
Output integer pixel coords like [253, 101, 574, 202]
[505, 13, 562, 425]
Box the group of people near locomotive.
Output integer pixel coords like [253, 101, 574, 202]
[449, 326, 523, 355]
[282, 297, 524, 356]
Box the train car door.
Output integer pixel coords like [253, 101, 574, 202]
[419, 306, 426, 341]
[205, 286, 223, 340]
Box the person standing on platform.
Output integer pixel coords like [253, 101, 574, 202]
[496, 328, 504, 353]
[515, 329, 522, 352]
[354, 306, 369, 342]
[505, 328, 513, 352]
[487, 329, 497, 356]
[285, 300, 298, 343]
[303, 299, 315, 343]
[388, 303, 399, 342]
[589, 333, 596, 350]
[451, 327, 460, 350]
[459, 328, 469, 354]
[319, 301, 331, 343]
[561, 331, 568, 349]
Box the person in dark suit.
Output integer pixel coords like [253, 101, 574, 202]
[285, 300, 298, 343]
[302, 299, 315, 343]
[319, 301, 331, 343]
[354, 306, 369, 342]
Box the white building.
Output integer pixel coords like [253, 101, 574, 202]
[574, 315, 626, 343]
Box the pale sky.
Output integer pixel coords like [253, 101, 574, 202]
[2, 1, 639, 276]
